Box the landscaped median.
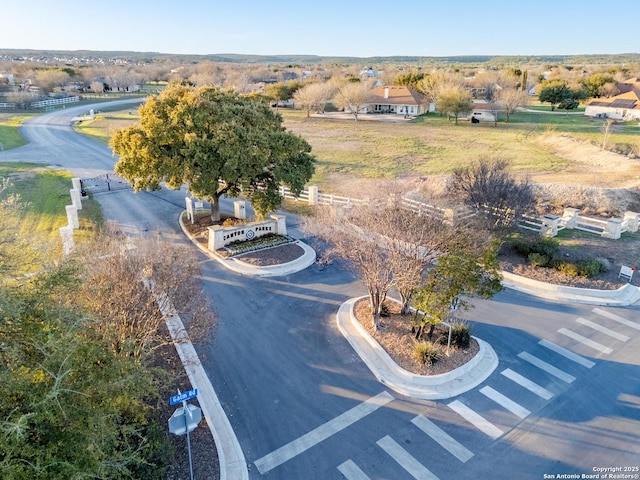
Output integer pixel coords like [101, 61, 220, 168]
[501, 271, 640, 306]
[336, 297, 498, 400]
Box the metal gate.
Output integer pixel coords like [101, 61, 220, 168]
[80, 173, 131, 193]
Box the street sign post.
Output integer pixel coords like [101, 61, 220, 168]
[170, 388, 198, 405]
[168, 389, 201, 480]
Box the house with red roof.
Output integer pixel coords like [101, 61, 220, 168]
[366, 86, 431, 116]
[584, 78, 640, 121]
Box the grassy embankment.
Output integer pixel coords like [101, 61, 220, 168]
[0, 162, 102, 255]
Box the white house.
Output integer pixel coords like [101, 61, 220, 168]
[366, 86, 430, 116]
[584, 78, 640, 121]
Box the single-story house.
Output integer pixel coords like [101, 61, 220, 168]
[366, 85, 431, 116]
[584, 78, 640, 121]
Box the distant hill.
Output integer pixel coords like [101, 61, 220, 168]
[1, 48, 638, 66]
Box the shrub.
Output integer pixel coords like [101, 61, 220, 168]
[450, 320, 472, 348]
[554, 261, 580, 277]
[413, 341, 441, 366]
[511, 235, 559, 259]
[380, 302, 391, 317]
[528, 252, 548, 267]
[579, 259, 607, 278]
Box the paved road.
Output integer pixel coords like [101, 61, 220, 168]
[4, 104, 639, 480]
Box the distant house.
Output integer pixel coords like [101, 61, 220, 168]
[584, 78, 640, 121]
[459, 100, 497, 123]
[367, 86, 430, 116]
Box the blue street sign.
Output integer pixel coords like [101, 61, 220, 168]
[170, 388, 198, 405]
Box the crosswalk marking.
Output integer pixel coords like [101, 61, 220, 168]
[337, 459, 371, 480]
[377, 435, 440, 480]
[593, 308, 640, 331]
[575, 317, 630, 342]
[411, 415, 474, 463]
[480, 386, 531, 419]
[501, 368, 554, 400]
[539, 339, 595, 368]
[448, 400, 504, 440]
[558, 328, 613, 355]
[254, 391, 394, 474]
[517, 352, 576, 383]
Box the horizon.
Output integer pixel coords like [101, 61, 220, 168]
[2, 0, 639, 59]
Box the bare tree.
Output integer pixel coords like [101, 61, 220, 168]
[35, 70, 70, 94]
[450, 158, 534, 232]
[332, 80, 373, 121]
[601, 118, 614, 151]
[498, 87, 528, 122]
[293, 82, 336, 116]
[69, 230, 215, 358]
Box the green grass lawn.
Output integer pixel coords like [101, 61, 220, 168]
[0, 115, 33, 150]
[0, 162, 102, 244]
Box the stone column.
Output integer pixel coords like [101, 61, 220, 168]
[66, 205, 79, 229]
[59, 225, 74, 256]
[561, 208, 580, 229]
[602, 218, 622, 239]
[72, 177, 82, 190]
[623, 211, 640, 233]
[208, 225, 225, 251]
[234, 200, 247, 219]
[307, 185, 318, 206]
[271, 214, 287, 236]
[70, 188, 82, 210]
[540, 214, 560, 237]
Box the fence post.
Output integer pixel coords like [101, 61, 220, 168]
[307, 185, 319, 206]
[540, 214, 560, 237]
[623, 211, 640, 233]
[602, 218, 622, 239]
[66, 205, 79, 229]
[561, 208, 580, 229]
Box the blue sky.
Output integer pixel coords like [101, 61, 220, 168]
[2, 0, 638, 57]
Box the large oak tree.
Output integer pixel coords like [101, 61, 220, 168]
[111, 83, 315, 221]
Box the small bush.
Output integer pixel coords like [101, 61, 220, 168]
[380, 302, 390, 317]
[450, 321, 472, 348]
[554, 261, 580, 277]
[579, 259, 607, 278]
[528, 252, 548, 267]
[413, 341, 441, 366]
[511, 236, 559, 259]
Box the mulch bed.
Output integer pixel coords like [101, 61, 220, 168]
[354, 298, 479, 376]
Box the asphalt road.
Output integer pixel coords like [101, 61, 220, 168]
[3, 103, 639, 480]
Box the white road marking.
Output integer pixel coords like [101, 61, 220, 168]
[411, 415, 474, 463]
[575, 317, 630, 342]
[539, 339, 595, 368]
[254, 391, 393, 474]
[517, 352, 576, 383]
[480, 386, 531, 419]
[558, 328, 613, 355]
[593, 308, 640, 331]
[377, 435, 440, 480]
[337, 459, 371, 480]
[447, 400, 504, 440]
[501, 368, 554, 400]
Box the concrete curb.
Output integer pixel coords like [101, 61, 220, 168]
[337, 297, 498, 400]
[501, 271, 640, 306]
[179, 211, 316, 277]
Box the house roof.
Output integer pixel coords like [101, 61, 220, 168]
[587, 86, 640, 111]
[369, 86, 427, 106]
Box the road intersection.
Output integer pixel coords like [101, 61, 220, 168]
[3, 102, 639, 480]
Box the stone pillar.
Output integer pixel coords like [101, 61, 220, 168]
[59, 225, 74, 256]
[602, 218, 622, 239]
[208, 225, 225, 252]
[307, 185, 319, 206]
[72, 177, 82, 190]
[66, 205, 79, 229]
[271, 214, 287, 236]
[185, 197, 193, 222]
[234, 200, 247, 219]
[540, 214, 560, 237]
[623, 211, 640, 233]
[70, 188, 82, 210]
[444, 208, 455, 226]
[561, 207, 580, 229]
